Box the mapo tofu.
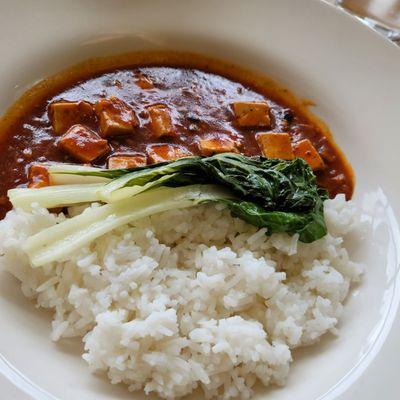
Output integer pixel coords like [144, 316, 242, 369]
[95, 97, 138, 137]
[49, 101, 95, 135]
[147, 144, 192, 163]
[108, 154, 147, 169]
[0, 56, 354, 219]
[59, 125, 110, 162]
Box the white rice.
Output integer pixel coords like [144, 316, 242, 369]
[0, 195, 364, 399]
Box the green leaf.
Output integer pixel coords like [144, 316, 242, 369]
[12, 154, 329, 246]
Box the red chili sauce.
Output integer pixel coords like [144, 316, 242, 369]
[0, 53, 354, 219]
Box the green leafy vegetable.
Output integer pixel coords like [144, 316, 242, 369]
[9, 154, 328, 267]
[45, 153, 328, 242]
[47, 163, 111, 184]
[8, 183, 104, 210]
[23, 185, 234, 267]
[224, 197, 326, 244]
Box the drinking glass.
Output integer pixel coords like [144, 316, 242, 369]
[336, 0, 400, 44]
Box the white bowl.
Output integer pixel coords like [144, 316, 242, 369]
[0, 0, 399, 399]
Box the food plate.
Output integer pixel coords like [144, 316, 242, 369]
[0, 0, 399, 399]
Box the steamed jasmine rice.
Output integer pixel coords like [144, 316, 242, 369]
[0, 194, 363, 399]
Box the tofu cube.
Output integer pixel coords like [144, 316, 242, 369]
[108, 154, 147, 169]
[147, 144, 192, 164]
[256, 132, 294, 160]
[293, 139, 325, 170]
[232, 101, 270, 127]
[95, 97, 138, 138]
[135, 74, 154, 89]
[198, 136, 238, 156]
[147, 105, 175, 137]
[28, 164, 50, 188]
[49, 101, 95, 135]
[59, 124, 110, 163]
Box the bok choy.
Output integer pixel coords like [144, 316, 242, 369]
[24, 185, 232, 267]
[9, 153, 329, 267]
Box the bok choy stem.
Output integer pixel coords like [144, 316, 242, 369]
[47, 164, 111, 185]
[9, 154, 329, 268]
[24, 185, 234, 267]
[8, 183, 105, 210]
